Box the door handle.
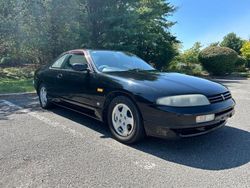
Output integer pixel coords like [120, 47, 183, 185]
[57, 73, 63, 79]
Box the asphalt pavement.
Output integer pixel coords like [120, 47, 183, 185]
[0, 78, 249, 187]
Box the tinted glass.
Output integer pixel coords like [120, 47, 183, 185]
[90, 51, 155, 72]
[64, 54, 88, 70]
[51, 55, 67, 68]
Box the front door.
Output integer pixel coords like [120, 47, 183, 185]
[58, 53, 93, 107]
[46, 54, 69, 97]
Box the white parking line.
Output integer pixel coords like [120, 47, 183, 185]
[134, 160, 156, 170]
[0, 92, 36, 97]
[0, 100, 85, 138]
[0, 99, 157, 171]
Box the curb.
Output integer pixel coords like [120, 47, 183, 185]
[0, 92, 36, 97]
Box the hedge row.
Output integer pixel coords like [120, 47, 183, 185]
[198, 46, 247, 75]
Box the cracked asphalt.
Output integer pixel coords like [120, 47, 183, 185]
[0, 78, 249, 187]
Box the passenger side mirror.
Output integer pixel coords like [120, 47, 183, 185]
[72, 63, 89, 72]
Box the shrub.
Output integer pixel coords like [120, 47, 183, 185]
[247, 60, 250, 68]
[0, 57, 29, 67]
[235, 56, 247, 71]
[0, 57, 12, 65]
[168, 60, 203, 76]
[0, 67, 35, 80]
[198, 46, 238, 75]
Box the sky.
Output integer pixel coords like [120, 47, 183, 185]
[169, 0, 250, 50]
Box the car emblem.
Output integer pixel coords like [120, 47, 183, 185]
[221, 94, 225, 100]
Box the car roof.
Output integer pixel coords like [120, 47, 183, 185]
[66, 49, 86, 54]
[64, 49, 125, 54]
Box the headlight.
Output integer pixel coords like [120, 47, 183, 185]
[156, 94, 210, 107]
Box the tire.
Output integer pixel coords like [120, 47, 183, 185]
[107, 96, 145, 144]
[38, 84, 53, 109]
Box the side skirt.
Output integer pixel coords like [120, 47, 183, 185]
[52, 100, 103, 122]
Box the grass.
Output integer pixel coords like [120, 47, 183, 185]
[0, 78, 35, 94]
[0, 65, 36, 94]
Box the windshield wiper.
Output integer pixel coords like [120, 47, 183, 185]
[128, 68, 143, 72]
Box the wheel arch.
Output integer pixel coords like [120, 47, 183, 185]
[102, 90, 143, 124]
[35, 80, 42, 94]
[34, 74, 44, 94]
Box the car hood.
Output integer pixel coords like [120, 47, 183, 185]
[106, 71, 228, 97]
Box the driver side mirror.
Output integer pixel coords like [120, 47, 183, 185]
[72, 63, 89, 72]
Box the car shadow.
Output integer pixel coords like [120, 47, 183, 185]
[50, 107, 250, 171]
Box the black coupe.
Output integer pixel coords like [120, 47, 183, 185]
[34, 49, 235, 144]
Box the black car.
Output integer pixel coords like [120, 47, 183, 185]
[34, 49, 235, 144]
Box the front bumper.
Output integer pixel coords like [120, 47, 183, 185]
[140, 98, 235, 138]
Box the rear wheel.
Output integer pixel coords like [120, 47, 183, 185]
[107, 96, 145, 144]
[38, 84, 53, 109]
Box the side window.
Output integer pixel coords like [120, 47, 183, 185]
[64, 54, 88, 70]
[51, 55, 67, 68]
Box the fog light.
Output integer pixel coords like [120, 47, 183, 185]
[196, 114, 215, 123]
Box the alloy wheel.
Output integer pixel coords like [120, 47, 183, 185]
[112, 103, 134, 137]
[40, 86, 48, 107]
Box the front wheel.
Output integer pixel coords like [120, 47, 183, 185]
[107, 96, 145, 144]
[38, 84, 53, 109]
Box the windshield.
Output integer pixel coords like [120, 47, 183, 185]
[89, 51, 155, 72]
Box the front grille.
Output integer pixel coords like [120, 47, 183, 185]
[208, 91, 232, 104]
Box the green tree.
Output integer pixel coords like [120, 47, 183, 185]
[240, 41, 250, 59]
[168, 42, 202, 75]
[47, 0, 88, 58]
[85, 0, 178, 70]
[209, 42, 220, 47]
[0, 0, 178, 68]
[240, 41, 250, 67]
[220, 32, 244, 54]
[133, 0, 178, 70]
[181, 42, 202, 64]
[0, 0, 21, 60]
[19, 0, 89, 64]
[85, 0, 138, 50]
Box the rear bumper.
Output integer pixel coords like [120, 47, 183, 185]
[139, 98, 235, 138]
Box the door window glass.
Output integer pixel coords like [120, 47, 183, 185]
[64, 54, 88, 70]
[51, 55, 67, 68]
